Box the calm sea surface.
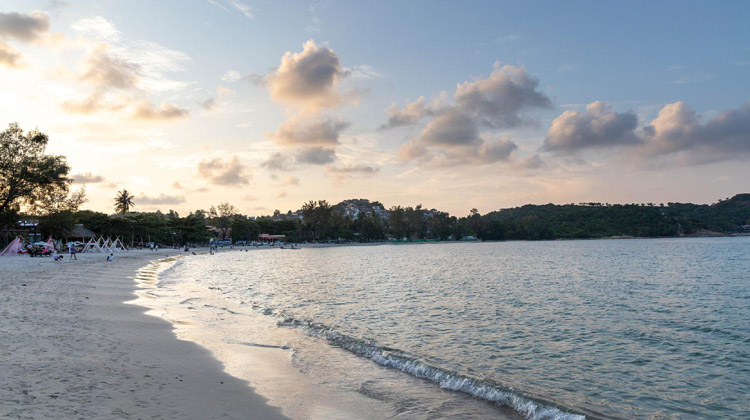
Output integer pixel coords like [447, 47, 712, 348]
[150, 238, 750, 420]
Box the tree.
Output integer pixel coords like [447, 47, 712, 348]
[33, 185, 86, 216]
[35, 186, 87, 240]
[114, 189, 135, 213]
[388, 205, 407, 240]
[0, 123, 71, 224]
[208, 202, 237, 239]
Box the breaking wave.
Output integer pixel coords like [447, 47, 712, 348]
[274, 315, 586, 420]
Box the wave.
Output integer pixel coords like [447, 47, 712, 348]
[275, 316, 586, 420]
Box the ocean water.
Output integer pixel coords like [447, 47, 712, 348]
[142, 238, 750, 420]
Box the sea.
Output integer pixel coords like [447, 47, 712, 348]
[135, 237, 750, 420]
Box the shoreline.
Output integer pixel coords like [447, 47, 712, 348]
[0, 248, 290, 419]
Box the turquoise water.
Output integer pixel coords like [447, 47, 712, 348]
[159, 238, 750, 419]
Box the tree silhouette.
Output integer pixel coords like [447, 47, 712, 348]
[114, 189, 135, 213]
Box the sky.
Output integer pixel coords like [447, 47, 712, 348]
[1, 0, 749, 216]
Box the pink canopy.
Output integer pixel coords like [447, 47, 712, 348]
[0, 237, 22, 257]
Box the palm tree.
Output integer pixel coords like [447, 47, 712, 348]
[114, 189, 135, 213]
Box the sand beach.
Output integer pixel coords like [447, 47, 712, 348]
[0, 248, 290, 420]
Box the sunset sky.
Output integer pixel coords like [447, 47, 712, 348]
[1, 1, 749, 216]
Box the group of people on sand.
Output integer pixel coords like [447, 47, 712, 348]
[50, 244, 113, 262]
[24, 245, 55, 257]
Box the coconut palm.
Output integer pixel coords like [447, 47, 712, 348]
[114, 189, 135, 213]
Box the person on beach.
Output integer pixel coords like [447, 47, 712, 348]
[54, 255, 64, 261]
[106, 253, 114, 262]
[69, 243, 77, 260]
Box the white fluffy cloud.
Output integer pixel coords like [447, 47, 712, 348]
[59, 19, 191, 119]
[271, 115, 350, 146]
[398, 108, 518, 165]
[0, 11, 49, 42]
[197, 156, 251, 185]
[641, 101, 750, 164]
[71, 16, 121, 42]
[383, 63, 551, 132]
[387, 63, 550, 166]
[267, 39, 347, 112]
[543, 101, 641, 153]
[454, 63, 552, 128]
[0, 11, 49, 67]
[540, 100, 750, 165]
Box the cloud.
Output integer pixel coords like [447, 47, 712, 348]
[0, 11, 49, 42]
[200, 97, 216, 110]
[62, 37, 191, 116]
[325, 164, 380, 184]
[71, 16, 121, 42]
[199, 86, 233, 111]
[476, 137, 518, 163]
[133, 101, 189, 120]
[207, 0, 252, 18]
[243, 73, 266, 86]
[261, 152, 295, 171]
[262, 146, 338, 170]
[517, 154, 544, 169]
[267, 39, 347, 112]
[71, 172, 105, 183]
[221, 69, 242, 82]
[386, 63, 550, 167]
[228, 0, 253, 18]
[295, 147, 337, 165]
[242, 194, 257, 201]
[418, 110, 480, 147]
[172, 181, 183, 189]
[0, 41, 22, 67]
[325, 164, 379, 174]
[454, 63, 552, 128]
[398, 108, 518, 165]
[542, 101, 641, 153]
[384, 65, 551, 130]
[281, 176, 300, 186]
[640, 101, 750, 163]
[137, 193, 186, 205]
[79, 46, 140, 90]
[347, 64, 383, 80]
[271, 115, 349, 146]
[110, 40, 191, 93]
[197, 155, 251, 185]
[61, 92, 128, 114]
[0, 11, 49, 67]
[379, 96, 441, 130]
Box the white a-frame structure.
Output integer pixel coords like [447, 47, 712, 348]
[82, 236, 129, 253]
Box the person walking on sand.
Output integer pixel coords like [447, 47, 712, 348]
[69, 243, 77, 260]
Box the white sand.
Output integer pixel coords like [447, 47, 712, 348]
[0, 249, 290, 419]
